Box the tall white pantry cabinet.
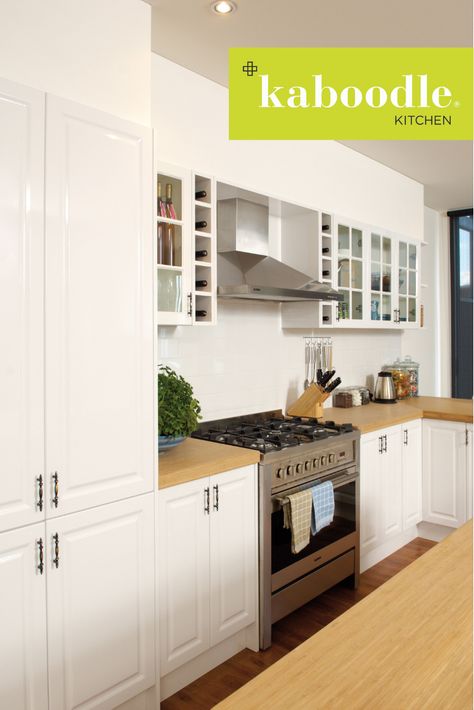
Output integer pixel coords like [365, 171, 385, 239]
[0, 78, 155, 710]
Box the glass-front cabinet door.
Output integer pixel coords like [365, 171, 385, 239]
[156, 162, 192, 325]
[336, 221, 364, 323]
[370, 232, 396, 325]
[397, 240, 419, 327]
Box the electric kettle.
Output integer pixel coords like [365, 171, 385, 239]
[374, 371, 397, 404]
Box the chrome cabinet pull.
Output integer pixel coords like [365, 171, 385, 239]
[383, 434, 388, 453]
[36, 475, 44, 512]
[51, 472, 59, 508]
[213, 484, 219, 512]
[52, 533, 60, 568]
[403, 429, 408, 446]
[187, 292, 193, 318]
[204, 487, 210, 514]
[37, 538, 44, 575]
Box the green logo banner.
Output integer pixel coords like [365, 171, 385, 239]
[229, 48, 472, 140]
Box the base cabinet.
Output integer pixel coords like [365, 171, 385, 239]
[360, 420, 422, 559]
[0, 523, 48, 710]
[422, 419, 470, 528]
[0, 496, 155, 710]
[159, 465, 257, 677]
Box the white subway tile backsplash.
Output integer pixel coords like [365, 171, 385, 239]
[158, 301, 403, 421]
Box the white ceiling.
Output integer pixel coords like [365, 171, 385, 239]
[147, 0, 473, 212]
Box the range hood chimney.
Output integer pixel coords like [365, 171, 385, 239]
[217, 198, 342, 302]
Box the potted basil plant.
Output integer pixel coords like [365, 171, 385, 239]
[158, 365, 202, 451]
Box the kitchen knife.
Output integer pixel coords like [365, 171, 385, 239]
[316, 341, 323, 384]
[320, 369, 336, 388]
[324, 376, 342, 394]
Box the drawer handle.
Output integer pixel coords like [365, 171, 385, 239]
[313, 555, 322, 562]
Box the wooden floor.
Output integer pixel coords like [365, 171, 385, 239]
[161, 537, 437, 709]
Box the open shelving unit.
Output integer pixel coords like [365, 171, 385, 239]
[193, 172, 217, 325]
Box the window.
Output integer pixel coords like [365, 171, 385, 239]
[449, 209, 473, 399]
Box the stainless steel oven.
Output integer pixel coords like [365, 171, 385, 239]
[259, 431, 360, 649]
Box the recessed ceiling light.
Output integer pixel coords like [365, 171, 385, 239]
[212, 1, 237, 15]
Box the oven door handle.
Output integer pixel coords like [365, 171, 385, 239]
[271, 466, 358, 506]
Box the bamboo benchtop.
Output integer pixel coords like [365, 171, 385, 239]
[158, 438, 260, 489]
[405, 396, 473, 424]
[216, 520, 473, 710]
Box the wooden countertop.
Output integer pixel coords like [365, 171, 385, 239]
[216, 520, 473, 710]
[405, 396, 473, 424]
[158, 438, 260, 489]
[322, 401, 422, 434]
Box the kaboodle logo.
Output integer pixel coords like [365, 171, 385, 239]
[229, 48, 472, 140]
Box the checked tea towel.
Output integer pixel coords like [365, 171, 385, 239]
[283, 489, 313, 554]
[311, 480, 335, 534]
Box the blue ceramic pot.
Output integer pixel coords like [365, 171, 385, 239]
[158, 435, 186, 452]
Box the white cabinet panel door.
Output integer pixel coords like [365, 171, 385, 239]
[210, 465, 257, 646]
[0, 523, 48, 710]
[46, 495, 155, 710]
[360, 432, 382, 555]
[382, 426, 403, 539]
[422, 419, 467, 528]
[0, 79, 45, 532]
[45, 95, 153, 516]
[159, 478, 210, 675]
[402, 419, 423, 529]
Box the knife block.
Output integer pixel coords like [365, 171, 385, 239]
[287, 383, 331, 419]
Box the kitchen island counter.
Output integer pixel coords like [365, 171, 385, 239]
[216, 520, 473, 710]
[158, 437, 260, 489]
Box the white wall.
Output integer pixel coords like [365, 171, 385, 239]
[0, 0, 151, 125]
[152, 55, 423, 238]
[152, 54, 434, 420]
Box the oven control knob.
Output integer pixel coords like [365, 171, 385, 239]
[286, 465, 294, 477]
[305, 460, 311, 471]
[312, 458, 319, 468]
[320, 455, 328, 466]
[296, 463, 303, 474]
[329, 453, 336, 464]
[276, 468, 285, 479]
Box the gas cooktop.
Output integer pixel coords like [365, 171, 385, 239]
[192, 411, 354, 454]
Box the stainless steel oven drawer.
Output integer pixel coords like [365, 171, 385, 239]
[271, 549, 355, 624]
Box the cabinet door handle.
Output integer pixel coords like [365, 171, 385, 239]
[404, 429, 408, 446]
[36, 474, 44, 512]
[383, 434, 387, 453]
[213, 484, 219, 512]
[378, 436, 383, 454]
[204, 487, 210, 514]
[187, 292, 193, 318]
[36, 538, 44, 575]
[52, 533, 60, 568]
[51, 472, 59, 508]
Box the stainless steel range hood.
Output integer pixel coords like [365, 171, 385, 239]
[217, 197, 342, 303]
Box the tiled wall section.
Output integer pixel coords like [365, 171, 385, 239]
[158, 301, 402, 421]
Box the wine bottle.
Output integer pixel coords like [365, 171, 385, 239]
[196, 280, 208, 288]
[322, 315, 330, 322]
[195, 190, 207, 200]
[322, 247, 330, 254]
[157, 222, 164, 264]
[196, 310, 207, 317]
[322, 224, 330, 231]
[163, 224, 174, 266]
[157, 181, 167, 218]
[165, 184, 177, 220]
[195, 249, 208, 258]
[322, 270, 331, 277]
[195, 220, 208, 230]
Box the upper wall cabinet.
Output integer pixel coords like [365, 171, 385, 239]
[155, 158, 217, 327]
[282, 214, 421, 330]
[0, 78, 46, 533]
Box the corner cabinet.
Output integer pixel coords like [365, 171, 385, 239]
[158, 465, 258, 678]
[155, 159, 217, 326]
[422, 419, 472, 528]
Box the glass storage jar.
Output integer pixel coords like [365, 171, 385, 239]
[383, 356, 419, 399]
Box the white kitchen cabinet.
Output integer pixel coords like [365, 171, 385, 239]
[0, 523, 49, 710]
[159, 465, 257, 677]
[395, 239, 420, 327]
[402, 419, 423, 528]
[47, 495, 155, 710]
[360, 421, 422, 560]
[422, 419, 469, 528]
[45, 96, 154, 517]
[158, 477, 210, 675]
[467, 425, 473, 520]
[0, 78, 45, 533]
[335, 217, 365, 324]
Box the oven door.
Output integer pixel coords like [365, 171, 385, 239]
[271, 467, 359, 593]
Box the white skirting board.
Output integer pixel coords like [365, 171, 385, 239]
[160, 622, 258, 701]
[416, 521, 454, 542]
[115, 687, 158, 710]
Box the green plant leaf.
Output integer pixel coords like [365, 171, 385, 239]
[158, 366, 202, 438]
